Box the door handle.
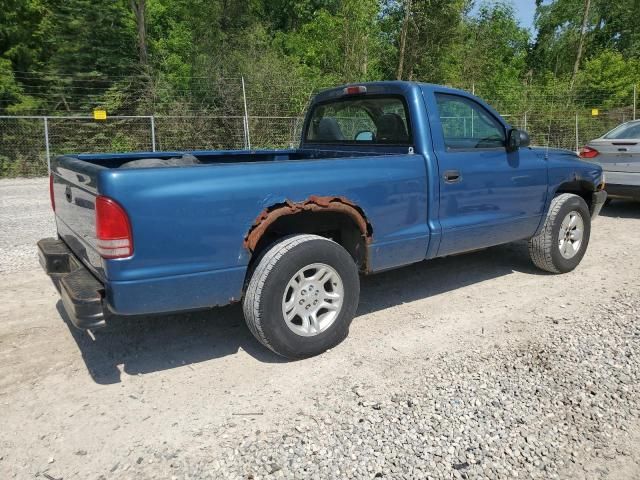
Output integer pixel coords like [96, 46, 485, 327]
[443, 170, 461, 183]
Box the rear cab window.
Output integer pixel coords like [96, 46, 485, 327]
[305, 96, 412, 145]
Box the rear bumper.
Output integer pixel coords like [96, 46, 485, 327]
[38, 238, 106, 330]
[591, 190, 608, 218]
[39, 237, 247, 322]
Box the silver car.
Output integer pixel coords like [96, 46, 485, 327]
[581, 120, 640, 201]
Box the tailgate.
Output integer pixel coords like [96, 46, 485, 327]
[51, 156, 105, 280]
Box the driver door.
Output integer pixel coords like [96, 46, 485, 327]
[430, 92, 548, 256]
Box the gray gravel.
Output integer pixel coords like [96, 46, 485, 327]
[147, 291, 639, 480]
[0, 178, 56, 274]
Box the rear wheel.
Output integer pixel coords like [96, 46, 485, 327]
[243, 234, 360, 359]
[528, 193, 591, 273]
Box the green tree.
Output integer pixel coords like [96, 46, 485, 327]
[0, 0, 48, 72]
[33, 0, 138, 112]
[276, 0, 382, 85]
[0, 58, 41, 113]
[261, 0, 340, 31]
[451, 2, 530, 112]
[389, 0, 468, 82]
[532, 0, 640, 78]
[0, 0, 48, 113]
[44, 0, 137, 76]
[575, 49, 640, 108]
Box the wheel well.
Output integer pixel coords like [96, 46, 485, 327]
[555, 180, 594, 210]
[244, 197, 372, 273]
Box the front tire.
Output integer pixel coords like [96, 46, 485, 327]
[528, 193, 591, 273]
[243, 234, 360, 359]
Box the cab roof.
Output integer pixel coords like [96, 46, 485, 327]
[312, 81, 473, 104]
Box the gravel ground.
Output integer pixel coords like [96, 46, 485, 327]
[0, 178, 639, 480]
[0, 178, 56, 274]
[99, 290, 640, 480]
[203, 292, 640, 480]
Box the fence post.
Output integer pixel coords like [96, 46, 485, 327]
[150, 115, 156, 152]
[634, 84, 637, 120]
[523, 112, 527, 131]
[43, 116, 51, 173]
[241, 76, 251, 150]
[575, 113, 579, 154]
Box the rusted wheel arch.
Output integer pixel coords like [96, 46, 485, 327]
[243, 196, 373, 252]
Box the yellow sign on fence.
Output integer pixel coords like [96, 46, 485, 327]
[93, 109, 107, 121]
[591, 109, 599, 116]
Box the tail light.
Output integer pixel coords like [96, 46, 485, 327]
[579, 146, 599, 159]
[95, 196, 133, 259]
[49, 174, 56, 211]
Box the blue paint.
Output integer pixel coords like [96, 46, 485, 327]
[49, 81, 603, 316]
[421, 85, 549, 256]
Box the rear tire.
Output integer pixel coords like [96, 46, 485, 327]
[528, 193, 591, 273]
[243, 234, 360, 359]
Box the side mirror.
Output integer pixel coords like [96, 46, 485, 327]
[507, 129, 530, 151]
[355, 131, 374, 141]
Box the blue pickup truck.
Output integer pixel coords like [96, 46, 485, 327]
[39, 81, 606, 358]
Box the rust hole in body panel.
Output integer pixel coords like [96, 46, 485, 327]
[244, 195, 372, 251]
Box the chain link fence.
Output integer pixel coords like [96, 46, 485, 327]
[0, 114, 306, 177]
[0, 78, 636, 178]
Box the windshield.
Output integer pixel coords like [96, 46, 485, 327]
[604, 122, 640, 139]
[305, 96, 411, 145]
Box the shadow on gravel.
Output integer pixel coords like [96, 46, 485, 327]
[599, 199, 640, 219]
[57, 301, 286, 385]
[57, 240, 543, 385]
[357, 240, 543, 315]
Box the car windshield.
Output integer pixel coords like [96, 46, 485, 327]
[305, 96, 411, 145]
[604, 122, 640, 139]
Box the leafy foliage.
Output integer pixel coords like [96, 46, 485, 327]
[576, 50, 640, 108]
[0, 0, 638, 116]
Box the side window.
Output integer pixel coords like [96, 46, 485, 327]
[435, 93, 505, 150]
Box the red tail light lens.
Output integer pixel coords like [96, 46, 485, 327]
[95, 196, 133, 259]
[579, 146, 599, 159]
[49, 174, 56, 211]
[343, 85, 367, 95]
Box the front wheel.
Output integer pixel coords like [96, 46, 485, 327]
[243, 234, 360, 359]
[528, 193, 591, 273]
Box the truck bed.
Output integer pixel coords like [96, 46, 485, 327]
[51, 145, 430, 316]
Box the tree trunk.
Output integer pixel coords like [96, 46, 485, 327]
[396, 0, 412, 80]
[362, 35, 368, 78]
[131, 0, 148, 67]
[343, 15, 351, 81]
[571, 0, 591, 89]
